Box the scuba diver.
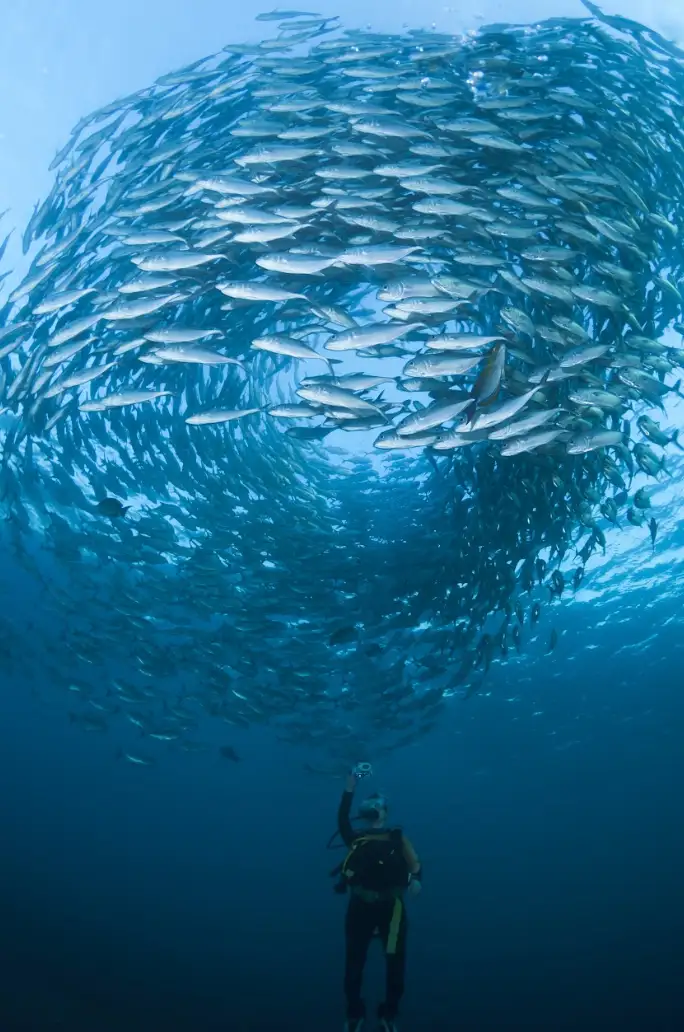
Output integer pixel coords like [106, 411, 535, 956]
[331, 765, 422, 1032]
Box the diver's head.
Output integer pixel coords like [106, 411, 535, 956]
[358, 793, 388, 827]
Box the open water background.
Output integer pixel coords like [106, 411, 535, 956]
[1, 1, 684, 1030]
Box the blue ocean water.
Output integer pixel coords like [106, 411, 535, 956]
[2, 591, 684, 1031]
[1, 1, 684, 1030]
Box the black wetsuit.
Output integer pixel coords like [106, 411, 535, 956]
[338, 790, 413, 1023]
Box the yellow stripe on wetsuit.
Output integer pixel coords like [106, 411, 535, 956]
[386, 898, 403, 955]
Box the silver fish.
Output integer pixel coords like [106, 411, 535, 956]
[186, 407, 261, 425]
[566, 430, 624, 454]
[153, 346, 244, 367]
[488, 408, 563, 441]
[297, 384, 385, 416]
[252, 335, 327, 362]
[403, 353, 481, 378]
[255, 253, 337, 275]
[374, 430, 437, 449]
[43, 362, 117, 398]
[325, 324, 412, 352]
[216, 282, 306, 302]
[500, 429, 565, 455]
[132, 251, 225, 272]
[396, 399, 472, 436]
[469, 380, 548, 432]
[80, 390, 173, 411]
[424, 335, 506, 351]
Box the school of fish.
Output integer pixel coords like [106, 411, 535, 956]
[0, 2, 683, 766]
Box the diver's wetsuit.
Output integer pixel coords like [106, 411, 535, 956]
[338, 790, 420, 1023]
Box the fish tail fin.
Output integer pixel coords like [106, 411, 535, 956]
[464, 398, 478, 425]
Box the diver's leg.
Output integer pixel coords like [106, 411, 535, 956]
[344, 897, 374, 1022]
[379, 899, 407, 1024]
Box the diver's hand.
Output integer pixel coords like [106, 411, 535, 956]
[345, 772, 357, 793]
[408, 878, 422, 897]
